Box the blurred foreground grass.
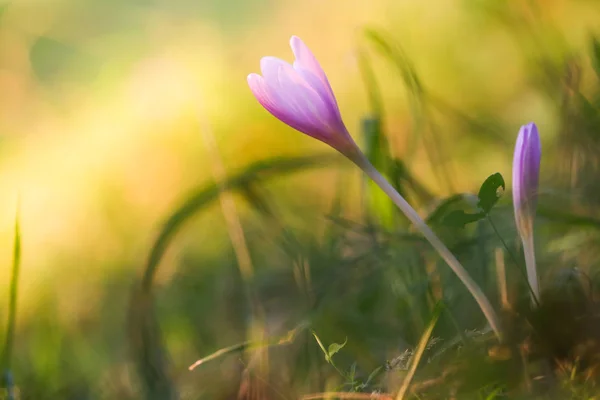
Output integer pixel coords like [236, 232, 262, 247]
[1, 0, 600, 398]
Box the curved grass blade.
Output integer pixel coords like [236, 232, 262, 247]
[363, 27, 423, 164]
[141, 153, 337, 293]
[129, 154, 336, 399]
[128, 288, 178, 400]
[363, 28, 454, 193]
[362, 28, 423, 98]
[356, 46, 385, 119]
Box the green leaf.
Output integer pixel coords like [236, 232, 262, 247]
[311, 331, 330, 363]
[364, 366, 383, 386]
[426, 194, 474, 224]
[477, 173, 505, 214]
[347, 362, 357, 382]
[327, 337, 347, 359]
[443, 210, 485, 228]
[311, 332, 347, 364]
[312, 331, 329, 361]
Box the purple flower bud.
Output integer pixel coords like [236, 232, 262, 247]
[247, 36, 358, 157]
[512, 122, 541, 301]
[512, 122, 541, 235]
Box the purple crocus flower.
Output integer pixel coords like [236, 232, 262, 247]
[513, 122, 541, 234]
[247, 36, 504, 339]
[512, 122, 541, 300]
[247, 36, 359, 158]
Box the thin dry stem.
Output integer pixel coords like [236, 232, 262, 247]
[198, 112, 254, 281]
[495, 247, 510, 310]
[301, 392, 393, 400]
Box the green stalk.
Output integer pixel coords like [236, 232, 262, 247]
[351, 152, 503, 340]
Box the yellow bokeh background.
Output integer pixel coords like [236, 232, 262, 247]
[0, 0, 598, 321]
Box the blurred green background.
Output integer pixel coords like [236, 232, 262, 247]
[1, 0, 600, 398]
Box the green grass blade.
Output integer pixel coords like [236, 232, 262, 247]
[356, 47, 385, 119]
[363, 28, 455, 193]
[362, 28, 423, 97]
[363, 27, 423, 165]
[2, 204, 21, 400]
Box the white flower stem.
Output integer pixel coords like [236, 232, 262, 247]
[522, 232, 539, 303]
[352, 153, 503, 340]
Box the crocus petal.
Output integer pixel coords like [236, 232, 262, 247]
[247, 36, 358, 157]
[248, 72, 317, 136]
[526, 125, 541, 198]
[260, 56, 291, 84]
[276, 63, 337, 137]
[290, 36, 342, 120]
[512, 130, 525, 215]
[294, 65, 345, 126]
[247, 73, 290, 122]
[277, 63, 332, 120]
[290, 36, 335, 98]
[258, 55, 339, 142]
[247, 73, 280, 115]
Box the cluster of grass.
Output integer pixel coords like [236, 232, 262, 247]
[3, 2, 600, 400]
